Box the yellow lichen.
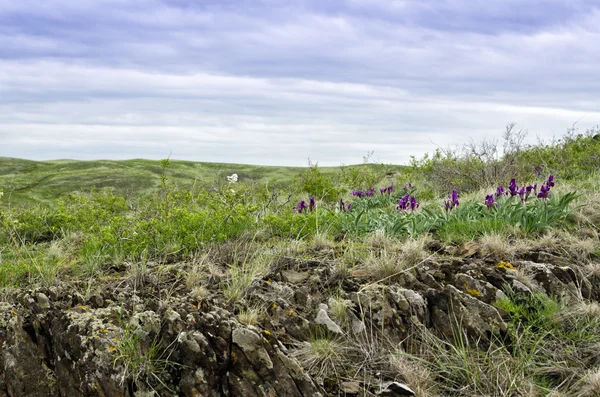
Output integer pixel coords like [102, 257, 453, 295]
[496, 261, 515, 271]
[467, 289, 482, 296]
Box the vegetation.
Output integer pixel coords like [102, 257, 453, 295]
[1, 125, 600, 395]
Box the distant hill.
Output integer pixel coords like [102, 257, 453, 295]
[0, 158, 403, 206]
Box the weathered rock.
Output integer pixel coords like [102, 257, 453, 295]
[340, 381, 361, 394]
[315, 304, 342, 334]
[516, 261, 581, 299]
[378, 381, 415, 396]
[426, 285, 507, 340]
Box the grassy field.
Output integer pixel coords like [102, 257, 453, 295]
[1, 132, 600, 395]
[0, 157, 404, 206]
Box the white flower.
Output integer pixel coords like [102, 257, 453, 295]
[226, 173, 238, 183]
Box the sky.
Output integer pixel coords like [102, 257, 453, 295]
[1, 0, 600, 166]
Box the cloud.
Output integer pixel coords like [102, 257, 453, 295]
[1, 0, 599, 165]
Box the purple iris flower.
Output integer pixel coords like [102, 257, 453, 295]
[387, 184, 395, 194]
[519, 185, 533, 200]
[451, 190, 460, 206]
[537, 185, 551, 200]
[496, 186, 506, 198]
[347, 204, 353, 212]
[379, 187, 387, 194]
[485, 194, 497, 210]
[546, 175, 555, 187]
[508, 179, 519, 197]
[339, 199, 346, 212]
[410, 196, 419, 210]
[518, 186, 526, 202]
[397, 194, 410, 210]
[296, 200, 308, 214]
[444, 190, 460, 214]
[352, 190, 363, 198]
[308, 197, 316, 212]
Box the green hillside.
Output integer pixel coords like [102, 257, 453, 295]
[0, 157, 403, 206]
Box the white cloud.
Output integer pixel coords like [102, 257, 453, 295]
[1, 1, 599, 165]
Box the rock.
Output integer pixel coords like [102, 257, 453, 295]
[379, 381, 415, 396]
[232, 327, 273, 369]
[457, 241, 480, 258]
[315, 307, 342, 334]
[36, 292, 50, 310]
[351, 319, 366, 334]
[86, 294, 104, 308]
[516, 261, 581, 299]
[454, 273, 497, 304]
[340, 381, 361, 394]
[426, 285, 507, 340]
[281, 270, 310, 284]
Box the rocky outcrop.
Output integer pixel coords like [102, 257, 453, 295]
[0, 246, 597, 396]
[0, 288, 323, 397]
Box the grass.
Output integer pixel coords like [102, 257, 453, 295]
[1, 131, 600, 394]
[0, 157, 404, 207]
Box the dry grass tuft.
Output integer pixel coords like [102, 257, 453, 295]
[365, 237, 428, 280]
[388, 353, 435, 397]
[576, 367, 600, 397]
[365, 229, 394, 250]
[190, 286, 210, 302]
[293, 338, 346, 378]
[238, 306, 263, 326]
[479, 233, 517, 260]
[310, 233, 334, 251]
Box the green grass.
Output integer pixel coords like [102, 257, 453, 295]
[0, 157, 404, 207]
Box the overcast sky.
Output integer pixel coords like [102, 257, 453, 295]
[1, 0, 599, 166]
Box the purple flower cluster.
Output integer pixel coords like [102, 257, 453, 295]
[295, 197, 316, 214]
[339, 199, 353, 212]
[485, 175, 555, 208]
[444, 190, 460, 214]
[537, 175, 555, 200]
[352, 187, 376, 198]
[397, 193, 419, 211]
[485, 194, 497, 210]
[403, 182, 414, 192]
[379, 183, 395, 195]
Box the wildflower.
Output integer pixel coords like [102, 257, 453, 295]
[508, 179, 519, 197]
[339, 199, 346, 212]
[365, 187, 376, 197]
[379, 187, 387, 194]
[387, 183, 395, 194]
[295, 200, 308, 214]
[403, 182, 413, 192]
[525, 184, 536, 200]
[409, 196, 419, 210]
[352, 190, 363, 198]
[347, 204, 353, 212]
[518, 186, 526, 202]
[485, 194, 497, 210]
[546, 175, 555, 187]
[226, 173, 238, 183]
[537, 184, 551, 200]
[397, 194, 410, 210]
[444, 189, 460, 214]
[308, 197, 316, 212]
[495, 186, 505, 198]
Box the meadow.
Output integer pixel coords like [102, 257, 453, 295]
[1, 127, 600, 396]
